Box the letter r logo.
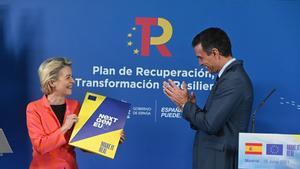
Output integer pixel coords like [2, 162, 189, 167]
[135, 17, 172, 57]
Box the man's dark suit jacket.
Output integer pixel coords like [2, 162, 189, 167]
[183, 60, 253, 169]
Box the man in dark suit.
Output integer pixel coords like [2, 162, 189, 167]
[163, 27, 253, 169]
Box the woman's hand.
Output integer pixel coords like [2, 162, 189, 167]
[119, 130, 125, 144]
[61, 114, 78, 134]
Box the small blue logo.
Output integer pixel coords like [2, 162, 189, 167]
[266, 144, 283, 155]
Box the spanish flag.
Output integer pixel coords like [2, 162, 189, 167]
[245, 143, 263, 155]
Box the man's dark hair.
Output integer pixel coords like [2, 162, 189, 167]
[192, 27, 232, 57]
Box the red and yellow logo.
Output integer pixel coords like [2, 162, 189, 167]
[245, 143, 263, 155]
[127, 17, 173, 57]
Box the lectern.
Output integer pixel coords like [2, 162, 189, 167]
[239, 133, 300, 169]
[0, 128, 13, 156]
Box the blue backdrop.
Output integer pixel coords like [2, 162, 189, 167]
[1, 0, 300, 168]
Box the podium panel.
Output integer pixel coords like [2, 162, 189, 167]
[0, 128, 13, 156]
[239, 133, 300, 169]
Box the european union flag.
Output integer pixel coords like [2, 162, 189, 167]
[266, 144, 283, 155]
[88, 95, 97, 101]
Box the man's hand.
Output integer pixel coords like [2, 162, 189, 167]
[189, 91, 197, 104]
[163, 79, 189, 109]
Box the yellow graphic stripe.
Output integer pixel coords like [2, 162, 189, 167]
[70, 92, 106, 141]
[69, 129, 123, 159]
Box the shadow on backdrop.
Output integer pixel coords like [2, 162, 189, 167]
[0, 5, 44, 168]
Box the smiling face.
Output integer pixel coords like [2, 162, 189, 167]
[51, 66, 74, 97]
[194, 43, 220, 73]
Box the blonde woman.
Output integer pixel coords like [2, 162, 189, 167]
[26, 57, 80, 169]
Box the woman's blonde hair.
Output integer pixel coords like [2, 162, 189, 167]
[38, 57, 72, 95]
